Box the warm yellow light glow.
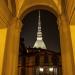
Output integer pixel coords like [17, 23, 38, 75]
[49, 67, 53, 72]
[39, 67, 44, 72]
[70, 25, 75, 62]
[0, 28, 7, 75]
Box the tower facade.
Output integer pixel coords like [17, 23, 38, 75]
[33, 11, 47, 49]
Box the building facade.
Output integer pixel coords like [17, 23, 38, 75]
[18, 47, 61, 75]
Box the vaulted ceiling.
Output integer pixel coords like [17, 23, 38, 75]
[15, 0, 62, 18]
[0, 0, 75, 25]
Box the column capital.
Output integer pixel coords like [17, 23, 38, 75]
[8, 17, 23, 32]
[58, 13, 69, 24]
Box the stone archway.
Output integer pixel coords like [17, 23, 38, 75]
[19, 4, 74, 75]
[20, 5, 59, 20]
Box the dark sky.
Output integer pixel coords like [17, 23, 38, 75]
[21, 9, 60, 52]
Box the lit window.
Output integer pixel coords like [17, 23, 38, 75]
[39, 67, 44, 72]
[49, 67, 53, 72]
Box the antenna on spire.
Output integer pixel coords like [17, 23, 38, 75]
[38, 10, 41, 27]
[37, 10, 42, 39]
[39, 10, 40, 21]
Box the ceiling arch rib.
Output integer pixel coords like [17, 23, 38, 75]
[16, 0, 61, 19]
[20, 5, 58, 20]
[53, 0, 62, 14]
[15, 0, 25, 16]
[4, 0, 16, 16]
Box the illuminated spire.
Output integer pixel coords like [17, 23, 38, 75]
[33, 10, 47, 49]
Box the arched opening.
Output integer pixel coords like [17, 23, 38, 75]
[20, 5, 59, 20]
[0, 1, 74, 75]
[18, 9, 62, 75]
[21, 9, 60, 52]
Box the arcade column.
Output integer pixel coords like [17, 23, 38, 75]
[58, 14, 74, 75]
[2, 17, 22, 75]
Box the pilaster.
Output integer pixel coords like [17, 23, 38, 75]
[0, 28, 7, 75]
[0, 15, 8, 75]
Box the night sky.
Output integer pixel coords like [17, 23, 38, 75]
[21, 9, 60, 52]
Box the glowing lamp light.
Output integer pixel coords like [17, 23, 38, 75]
[49, 67, 53, 72]
[39, 67, 44, 72]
